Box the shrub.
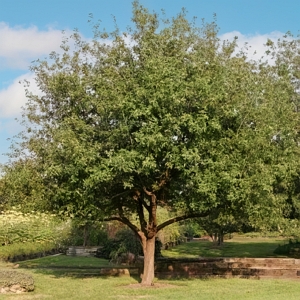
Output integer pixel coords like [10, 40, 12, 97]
[0, 241, 58, 261]
[115, 229, 142, 256]
[274, 239, 300, 257]
[0, 270, 34, 292]
[0, 209, 73, 261]
[0, 209, 71, 246]
[97, 239, 121, 259]
[97, 229, 142, 261]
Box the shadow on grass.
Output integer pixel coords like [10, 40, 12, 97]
[18, 255, 112, 268]
[17, 254, 215, 284]
[17, 254, 141, 282]
[26, 267, 210, 287]
[27, 267, 141, 283]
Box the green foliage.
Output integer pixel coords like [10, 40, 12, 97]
[97, 239, 120, 260]
[0, 209, 71, 246]
[0, 159, 46, 211]
[115, 229, 142, 256]
[0, 270, 34, 292]
[8, 1, 298, 233]
[181, 220, 207, 238]
[98, 229, 142, 260]
[0, 241, 57, 261]
[197, 213, 239, 244]
[66, 221, 108, 246]
[156, 208, 183, 245]
[274, 239, 300, 256]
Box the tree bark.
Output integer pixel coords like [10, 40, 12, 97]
[83, 224, 89, 247]
[141, 235, 156, 286]
[218, 230, 224, 245]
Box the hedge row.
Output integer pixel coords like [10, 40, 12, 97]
[0, 241, 60, 262]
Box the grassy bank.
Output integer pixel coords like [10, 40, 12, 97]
[162, 236, 287, 258]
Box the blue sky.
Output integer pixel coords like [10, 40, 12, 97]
[0, 0, 299, 164]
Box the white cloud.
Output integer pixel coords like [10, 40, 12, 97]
[220, 31, 284, 61]
[0, 22, 91, 119]
[0, 30, 287, 120]
[0, 72, 37, 118]
[0, 22, 69, 69]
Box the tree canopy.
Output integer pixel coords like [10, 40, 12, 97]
[2, 2, 300, 285]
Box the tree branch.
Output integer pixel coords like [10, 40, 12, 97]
[137, 198, 147, 235]
[141, 198, 150, 212]
[157, 211, 211, 232]
[104, 216, 140, 234]
[111, 189, 132, 200]
[143, 186, 153, 196]
[134, 189, 150, 212]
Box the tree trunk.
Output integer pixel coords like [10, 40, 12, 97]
[141, 236, 156, 286]
[83, 224, 89, 247]
[218, 230, 224, 246]
[212, 232, 218, 243]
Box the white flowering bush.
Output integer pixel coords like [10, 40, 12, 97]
[0, 209, 71, 246]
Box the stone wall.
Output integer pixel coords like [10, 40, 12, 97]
[66, 246, 100, 257]
[151, 257, 300, 280]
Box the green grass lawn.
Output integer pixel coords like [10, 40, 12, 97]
[2, 271, 300, 300]
[18, 254, 111, 269]
[162, 236, 288, 258]
[1, 236, 298, 299]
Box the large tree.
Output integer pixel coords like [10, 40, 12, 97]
[6, 2, 300, 285]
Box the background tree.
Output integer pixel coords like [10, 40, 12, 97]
[0, 158, 46, 211]
[198, 211, 240, 245]
[4, 2, 300, 285]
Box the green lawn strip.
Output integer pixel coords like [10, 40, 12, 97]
[18, 255, 112, 269]
[0, 241, 58, 261]
[2, 273, 300, 300]
[162, 236, 288, 258]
